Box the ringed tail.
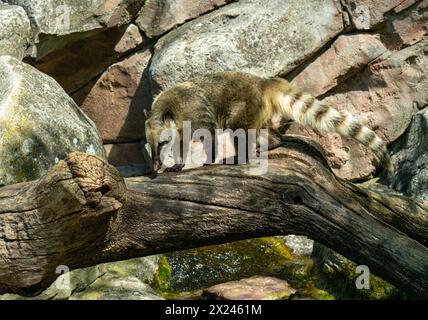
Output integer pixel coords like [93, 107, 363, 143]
[271, 81, 392, 171]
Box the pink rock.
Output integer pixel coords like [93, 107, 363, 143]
[80, 50, 152, 143]
[341, 0, 417, 30]
[288, 38, 427, 180]
[203, 276, 296, 300]
[291, 34, 387, 96]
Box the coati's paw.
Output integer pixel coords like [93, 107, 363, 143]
[164, 163, 185, 172]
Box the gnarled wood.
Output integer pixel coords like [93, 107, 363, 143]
[0, 138, 427, 297]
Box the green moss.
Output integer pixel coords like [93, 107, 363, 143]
[153, 255, 172, 292]
[163, 237, 296, 292]
[317, 255, 401, 300]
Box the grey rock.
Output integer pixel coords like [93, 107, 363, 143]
[0, 255, 161, 300]
[70, 275, 164, 300]
[0, 56, 106, 186]
[135, 0, 231, 38]
[149, 0, 344, 91]
[388, 107, 428, 201]
[283, 235, 314, 257]
[341, 0, 418, 30]
[0, 3, 32, 59]
[5, 0, 143, 59]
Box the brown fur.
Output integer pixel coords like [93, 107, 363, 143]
[145, 71, 391, 171]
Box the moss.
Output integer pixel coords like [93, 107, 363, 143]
[163, 237, 295, 292]
[153, 255, 172, 292]
[291, 286, 335, 300]
[74, 291, 103, 300]
[317, 255, 401, 299]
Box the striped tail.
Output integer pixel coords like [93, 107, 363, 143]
[276, 88, 392, 171]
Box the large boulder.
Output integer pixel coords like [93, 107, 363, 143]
[34, 23, 147, 95]
[0, 256, 162, 300]
[149, 0, 344, 91]
[288, 38, 428, 180]
[341, 0, 418, 30]
[312, 244, 401, 299]
[383, 0, 428, 49]
[388, 108, 428, 201]
[0, 56, 106, 186]
[80, 49, 152, 143]
[135, 0, 231, 38]
[0, 3, 32, 60]
[291, 34, 387, 97]
[5, 0, 144, 59]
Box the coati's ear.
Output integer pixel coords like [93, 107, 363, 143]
[163, 109, 174, 122]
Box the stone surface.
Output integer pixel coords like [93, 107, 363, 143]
[33, 24, 147, 94]
[70, 275, 164, 300]
[383, 0, 428, 49]
[0, 256, 162, 300]
[105, 142, 150, 166]
[0, 3, 32, 60]
[341, 0, 417, 30]
[114, 23, 145, 54]
[5, 0, 144, 59]
[291, 34, 387, 97]
[149, 0, 344, 91]
[288, 38, 428, 180]
[164, 238, 296, 292]
[80, 49, 152, 143]
[203, 276, 296, 300]
[388, 107, 428, 200]
[312, 244, 400, 299]
[283, 235, 314, 257]
[0, 56, 106, 186]
[135, 0, 231, 38]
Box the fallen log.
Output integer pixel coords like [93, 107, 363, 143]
[0, 137, 427, 297]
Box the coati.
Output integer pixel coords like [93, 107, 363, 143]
[145, 71, 391, 172]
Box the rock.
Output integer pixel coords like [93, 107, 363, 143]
[164, 237, 296, 292]
[0, 56, 106, 186]
[33, 24, 147, 94]
[388, 108, 428, 200]
[69, 255, 163, 300]
[70, 275, 164, 300]
[203, 276, 296, 300]
[135, 0, 231, 38]
[0, 255, 162, 300]
[0, 3, 32, 60]
[149, 0, 344, 91]
[105, 142, 150, 166]
[288, 38, 428, 180]
[5, 0, 144, 59]
[282, 235, 314, 257]
[341, 0, 418, 30]
[80, 49, 152, 143]
[383, 0, 428, 49]
[114, 23, 145, 55]
[312, 244, 400, 299]
[291, 34, 387, 97]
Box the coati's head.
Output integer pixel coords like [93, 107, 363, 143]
[145, 91, 184, 172]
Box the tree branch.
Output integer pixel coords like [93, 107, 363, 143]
[0, 137, 427, 297]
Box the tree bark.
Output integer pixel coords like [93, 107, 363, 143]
[0, 137, 427, 297]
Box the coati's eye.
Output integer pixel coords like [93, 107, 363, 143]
[159, 140, 169, 147]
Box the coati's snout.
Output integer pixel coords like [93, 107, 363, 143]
[145, 116, 181, 174]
